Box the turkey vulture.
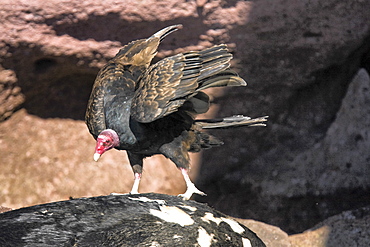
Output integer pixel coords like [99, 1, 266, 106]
[85, 24, 267, 200]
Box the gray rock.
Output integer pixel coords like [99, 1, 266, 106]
[289, 206, 370, 247]
[198, 0, 370, 232]
[260, 68, 370, 197]
[201, 0, 370, 199]
[0, 193, 266, 247]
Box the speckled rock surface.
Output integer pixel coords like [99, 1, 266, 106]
[0, 66, 24, 121]
[0, 193, 266, 247]
[289, 206, 370, 247]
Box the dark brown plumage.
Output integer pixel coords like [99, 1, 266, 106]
[85, 24, 267, 199]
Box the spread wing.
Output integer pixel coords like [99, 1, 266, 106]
[85, 25, 182, 137]
[131, 45, 244, 123]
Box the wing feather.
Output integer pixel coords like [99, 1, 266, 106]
[130, 45, 245, 123]
[131, 53, 200, 123]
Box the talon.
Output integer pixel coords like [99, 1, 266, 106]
[178, 168, 207, 200]
[178, 188, 207, 200]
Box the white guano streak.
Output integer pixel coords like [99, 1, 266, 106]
[149, 205, 194, 227]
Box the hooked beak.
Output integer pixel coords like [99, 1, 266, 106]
[93, 153, 101, 162]
[93, 140, 107, 162]
[93, 129, 119, 162]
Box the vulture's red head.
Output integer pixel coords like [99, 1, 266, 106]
[93, 129, 119, 161]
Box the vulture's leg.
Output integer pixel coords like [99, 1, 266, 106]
[159, 139, 206, 200]
[130, 172, 141, 194]
[127, 152, 144, 194]
[178, 168, 206, 200]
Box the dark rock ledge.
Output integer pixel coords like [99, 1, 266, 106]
[0, 193, 266, 247]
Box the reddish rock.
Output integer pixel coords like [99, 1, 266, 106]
[1, 0, 370, 236]
[0, 67, 24, 121]
[0, 109, 193, 208]
[235, 218, 291, 247]
[0, 206, 12, 213]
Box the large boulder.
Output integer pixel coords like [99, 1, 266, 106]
[0, 193, 266, 246]
[289, 206, 370, 247]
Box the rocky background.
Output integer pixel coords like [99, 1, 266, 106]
[1, 0, 369, 245]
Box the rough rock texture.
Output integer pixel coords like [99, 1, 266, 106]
[1, 0, 370, 238]
[268, 68, 370, 197]
[196, 0, 370, 233]
[0, 66, 24, 121]
[2, 198, 369, 246]
[199, 68, 370, 233]
[289, 206, 370, 247]
[0, 193, 266, 247]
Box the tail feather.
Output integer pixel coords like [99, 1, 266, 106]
[196, 115, 268, 129]
[189, 131, 224, 152]
[189, 115, 267, 153]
